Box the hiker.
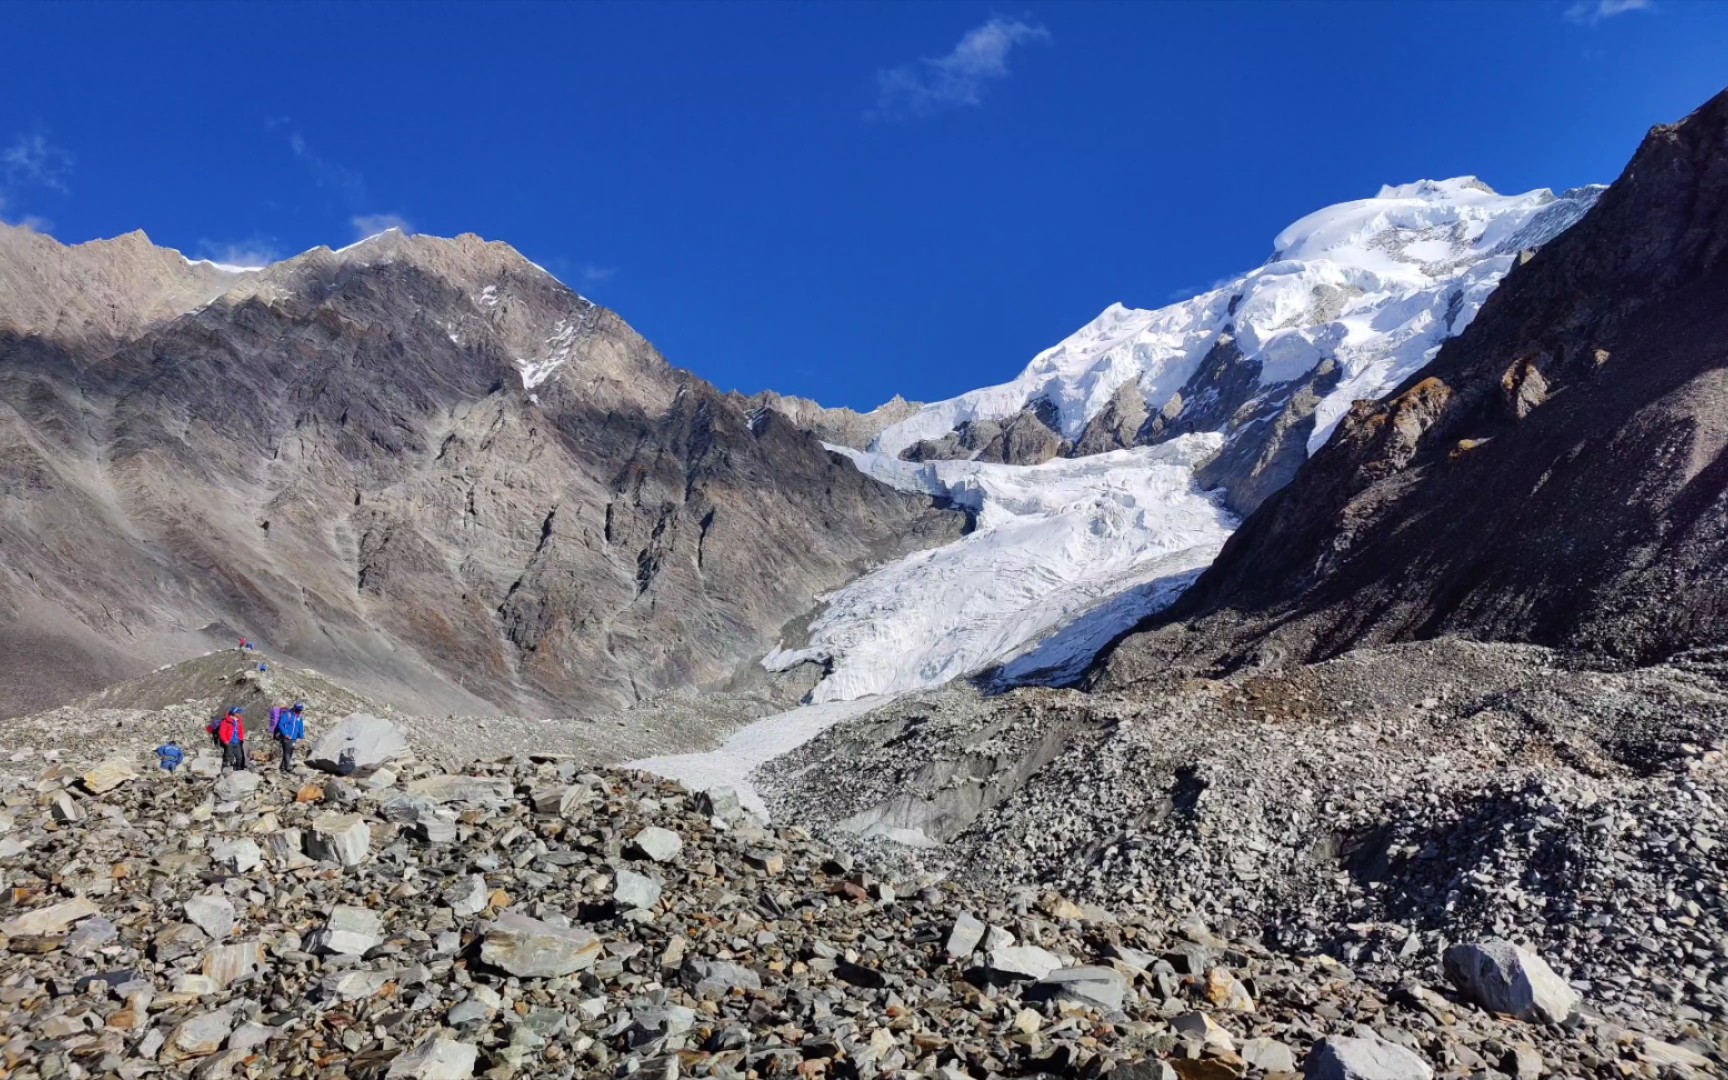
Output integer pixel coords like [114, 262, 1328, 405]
[269, 701, 307, 774]
[238, 636, 249, 651]
[215, 706, 248, 771]
[155, 743, 184, 772]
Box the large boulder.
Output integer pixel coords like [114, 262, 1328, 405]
[1304, 1035, 1434, 1080]
[308, 714, 407, 775]
[1443, 940, 1581, 1025]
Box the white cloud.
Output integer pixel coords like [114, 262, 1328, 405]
[873, 16, 1050, 118]
[195, 239, 282, 270]
[350, 213, 414, 240]
[1565, 0, 1652, 25]
[3, 132, 73, 192]
[580, 263, 617, 286]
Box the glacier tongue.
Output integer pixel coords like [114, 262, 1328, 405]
[764, 436, 1234, 702]
[766, 177, 1601, 705]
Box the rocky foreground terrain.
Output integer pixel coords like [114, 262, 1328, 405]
[2, 699, 1719, 1080]
[764, 639, 1728, 1074]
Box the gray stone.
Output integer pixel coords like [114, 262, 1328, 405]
[309, 905, 384, 956]
[201, 940, 265, 988]
[480, 911, 602, 977]
[227, 1022, 276, 1052]
[442, 874, 489, 917]
[306, 813, 371, 867]
[308, 713, 408, 774]
[211, 837, 262, 874]
[413, 815, 458, 843]
[406, 774, 514, 807]
[213, 771, 259, 801]
[698, 787, 745, 827]
[1443, 940, 1580, 1025]
[989, 943, 1063, 980]
[387, 1035, 478, 1079]
[50, 792, 84, 824]
[630, 826, 683, 862]
[530, 785, 579, 815]
[1242, 1037, 1298, 1073]
[183, 893, 236, 939]
[1029, 965, 1128, 1011]
[944, 913, 985, 959]
[614, 868, 663, 910]
[164, 1011, 233, 1061]
[1304, 1035, 1435, 1080]
[0, 896, 99, 937]
[322, 967, 392, 1001]
[680, 958, 762, 1000]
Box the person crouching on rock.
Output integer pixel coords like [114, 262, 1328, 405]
[216, 706, 248, 771]
[270, 701, 307, 774]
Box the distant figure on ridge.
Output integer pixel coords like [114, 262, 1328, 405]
[269, 701, 307, 774]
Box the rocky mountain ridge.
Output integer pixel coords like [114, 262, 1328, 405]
[1098, 86, 1728, 687]
[0, 224, 963, 719]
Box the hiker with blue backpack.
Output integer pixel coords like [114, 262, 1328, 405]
[270, 701, 308, 774]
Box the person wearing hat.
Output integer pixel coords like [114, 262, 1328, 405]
[269, 701, 308, 774]
[214, 706, 248, 771]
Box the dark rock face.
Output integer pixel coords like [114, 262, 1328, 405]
[901, 400, 1072, 466]
[1099, 88, 1728, 685]
[0, 229, 963, 717]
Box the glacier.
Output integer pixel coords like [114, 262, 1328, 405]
[768, 177, 1602, 704]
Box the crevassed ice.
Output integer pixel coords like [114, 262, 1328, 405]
[763, 436, 1234, 702]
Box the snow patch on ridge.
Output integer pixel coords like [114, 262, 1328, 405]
[765, 436, 1234, 702]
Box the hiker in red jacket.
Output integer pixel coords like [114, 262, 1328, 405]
[214, 706, 248, 771]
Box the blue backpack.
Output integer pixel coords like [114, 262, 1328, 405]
[156, 745, 184, 772]
[277, 711, 305, 741]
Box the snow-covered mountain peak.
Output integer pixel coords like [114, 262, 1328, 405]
[871, 178, 1600, 460]
[778, 175, 1601, 708]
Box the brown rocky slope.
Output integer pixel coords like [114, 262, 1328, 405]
[0, 226, 963, 718]
[1099, 86, 1728, 686]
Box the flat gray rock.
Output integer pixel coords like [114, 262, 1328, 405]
[480, 912, 601, 977]
[1304, 1035, 1435, 1080]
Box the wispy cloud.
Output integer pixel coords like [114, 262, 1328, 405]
[282, 127, 367, 200]
[579, 263, 617, 286]
[350, 212, 414, 240]
[872, 16, 1050, 119]
[194, 238, 282, 270]
[1564, 0, 1652, 25]
[3, 132, 73, 193]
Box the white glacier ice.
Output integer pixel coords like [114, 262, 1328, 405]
[768, 177, 1601, 705]
[764, 436, 1235, 702]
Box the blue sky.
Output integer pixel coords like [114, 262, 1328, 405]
[2, 1, 1723, 410]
